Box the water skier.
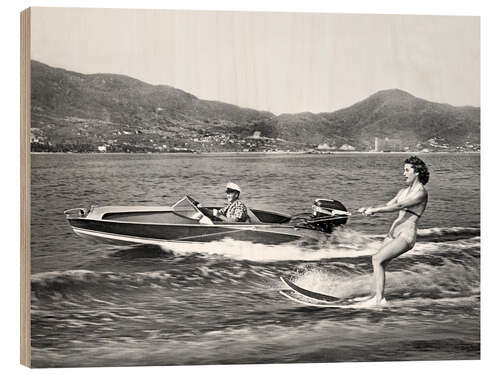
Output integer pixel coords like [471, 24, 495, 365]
[356, 156, 429, 306]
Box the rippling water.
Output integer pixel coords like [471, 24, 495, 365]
[30, 153, 480, 367]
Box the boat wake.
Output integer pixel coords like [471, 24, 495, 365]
[158, 235, 376, 263]
[157, 225, 480, 263]
[284, 252, 480, 302]
[31, 224, 480, 312]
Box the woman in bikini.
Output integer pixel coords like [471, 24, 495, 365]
[357, 156, 429, 306]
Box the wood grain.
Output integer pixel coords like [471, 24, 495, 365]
[20, 7, 31, 368]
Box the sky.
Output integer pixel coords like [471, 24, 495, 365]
[31, 7, 479, 115]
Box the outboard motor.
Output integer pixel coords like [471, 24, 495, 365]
[310, 199, 349, 233]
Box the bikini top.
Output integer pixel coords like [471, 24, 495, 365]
[404, 208, 422, 218]
[398, 186, 424, 218]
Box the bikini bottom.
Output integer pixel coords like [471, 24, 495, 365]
[386, 221, 417, 249]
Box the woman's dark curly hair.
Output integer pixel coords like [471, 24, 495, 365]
[404, 156, 430, 185]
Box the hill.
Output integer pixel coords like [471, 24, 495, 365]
[258, 89, 479, 150]
[30, 61, 479, 152]
[31, 60, 274, 152]
[318, 89, 480, 149]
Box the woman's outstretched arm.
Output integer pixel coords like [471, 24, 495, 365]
[365, 189, 427, 215]
[359, 189, 402, 214]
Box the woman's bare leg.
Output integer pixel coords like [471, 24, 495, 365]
[372, 237, 411, 303]
[356, 237, 411, 307]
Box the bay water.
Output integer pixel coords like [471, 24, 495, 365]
[30, 153, 480, 367]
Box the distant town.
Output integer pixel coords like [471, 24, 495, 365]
[31, 124, 480, 154]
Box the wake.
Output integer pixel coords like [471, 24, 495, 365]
[159, 226, 480, 263]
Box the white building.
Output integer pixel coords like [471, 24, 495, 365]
[339, 144, 355, 151]
[317, 143, 336, 150]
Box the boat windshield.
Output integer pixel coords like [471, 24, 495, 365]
[172, 196, 213, 223]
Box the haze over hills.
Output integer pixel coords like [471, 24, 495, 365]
[30, 60, 480, 152]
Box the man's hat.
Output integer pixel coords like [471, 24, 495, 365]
[225, 182, 241, 193]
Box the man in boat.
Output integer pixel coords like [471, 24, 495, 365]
[212, 182, 249, 222]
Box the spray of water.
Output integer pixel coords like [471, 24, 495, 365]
[285, 242, 479, 302]
[159, 227, 383, 262]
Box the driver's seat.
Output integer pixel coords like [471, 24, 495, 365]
[246, 208, 261, 224]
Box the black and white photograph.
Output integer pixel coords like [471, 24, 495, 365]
[18, 3, 484, 370]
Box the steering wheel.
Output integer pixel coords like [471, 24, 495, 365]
[186, 195, 222, 222]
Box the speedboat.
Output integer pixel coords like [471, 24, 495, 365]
[64, 195, 349, 246]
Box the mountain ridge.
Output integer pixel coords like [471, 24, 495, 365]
[30, 60, 480, 152]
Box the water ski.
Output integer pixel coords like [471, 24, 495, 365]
[280, 277, 384, 308]
[280, 290, 348, 308]
[280, 276, 341, 302]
